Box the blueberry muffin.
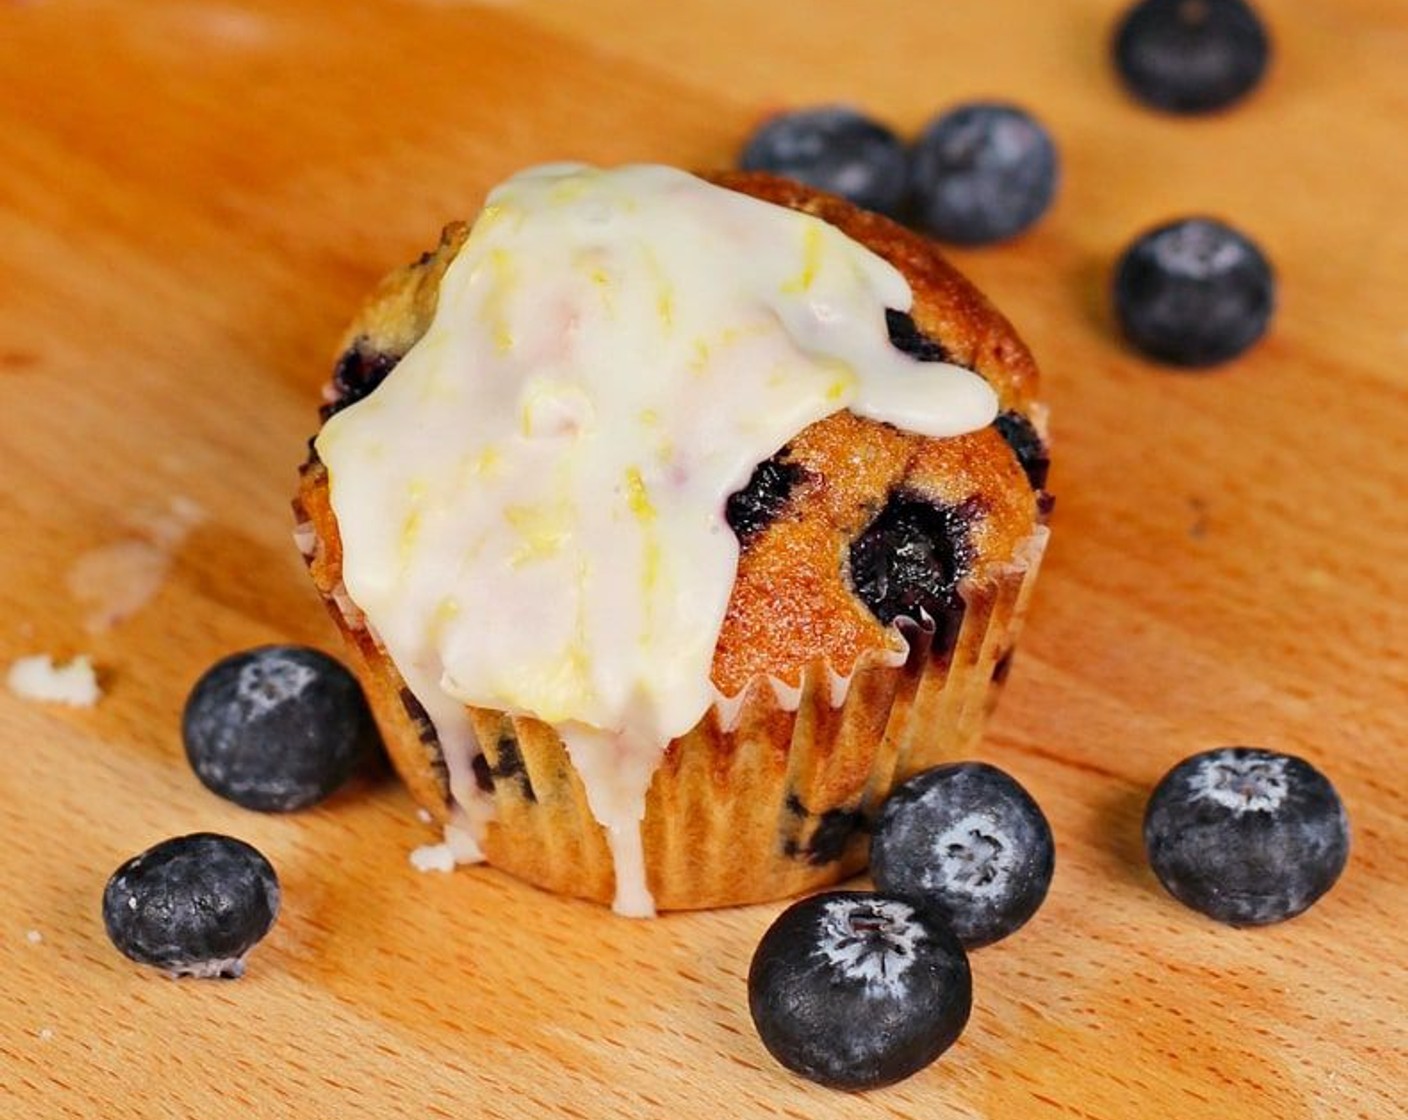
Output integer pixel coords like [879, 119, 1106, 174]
[294, 164, 1050, 913]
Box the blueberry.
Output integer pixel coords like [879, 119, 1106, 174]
[884, 308, 953, 364]
[183, 645, 378, 812]
[847, 493, 976, 637]
[1143, 747, 1350, 926]
[725, 450, 807, 544]
[1112, 216, 1274, 367]
[321, 340, 400, 420]
[908, 102, 1059, 245]
[747, 891, 971, 1090]
[1113, 0, 1271, 115]
[739, 106, 909, 217]
[871, 762, 1055, 948]
[992, 410, 1050, 491]
[102, 833, 280, 978]
[782, 794, 867, 867]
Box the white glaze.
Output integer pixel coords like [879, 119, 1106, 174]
[317, 164, 997, 915]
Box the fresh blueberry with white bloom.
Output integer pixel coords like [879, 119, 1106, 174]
[102, 833, 281, 978]
[1144, 747, 1349, 926]
[908, 102, 1059, 245]
[739, 105, 909, 217]
[870, 762, 1054, 948]
[1113, 0, 1271, 114]
[748, 891, 971, 1090]
[183, 645, 378, 812]
[1112, 216, 1274, 367]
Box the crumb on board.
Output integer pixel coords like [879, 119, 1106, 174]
[410, 843, 457, 873]
[410, 822, 483, 872]
[26, 929, 43, 944]
[7, 654, 102, 707]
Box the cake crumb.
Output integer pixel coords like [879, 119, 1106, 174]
[37, 1028, 54, 1042]
[26, 929, 43, 944]
[415, 807, 434, 825]
[410, 822, 483, 872]
[410, 843, 457, 873]
[7, 654, 102, 707]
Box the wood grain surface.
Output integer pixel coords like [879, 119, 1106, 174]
[3, 1, 1406, 1116]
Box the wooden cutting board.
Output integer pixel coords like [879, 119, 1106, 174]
[3, 1, 1405, 1115]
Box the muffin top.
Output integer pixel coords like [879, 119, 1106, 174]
[315, 164, 1003, 748]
